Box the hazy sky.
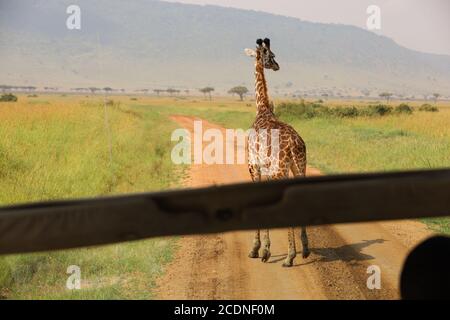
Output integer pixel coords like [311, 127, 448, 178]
[164, 0, 450, 56]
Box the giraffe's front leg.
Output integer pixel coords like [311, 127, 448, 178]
[300, 226, 311, 259]
[248, 230, 261, 258]
[282, 227, 297, 267]
[261, 229, 271, 262]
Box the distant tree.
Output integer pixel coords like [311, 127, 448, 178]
[154, 89, 164, 96]
[228, 86, 249, 101]
[166, 88, 177, 96]
[184, 89, 190, 95]
[433, 93, 440, 105]
[22, 86, 36, 92]
[199, 87, 214, 100]
[88, 87, 100, 95]
[103, 87, 113, 94]
[379, 92, 393, 104]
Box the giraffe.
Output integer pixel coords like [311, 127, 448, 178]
[245, 38, 310, 267]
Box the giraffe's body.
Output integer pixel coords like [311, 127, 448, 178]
[245, 38, 310, 267]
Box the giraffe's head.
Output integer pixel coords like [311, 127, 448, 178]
[245, 38, 280, 71]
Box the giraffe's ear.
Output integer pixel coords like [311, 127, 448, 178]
[244, 48, 257, 57]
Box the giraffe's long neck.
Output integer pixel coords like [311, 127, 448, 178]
[254, 56, 271, 115]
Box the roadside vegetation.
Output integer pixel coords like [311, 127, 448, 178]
[275, 101, 428, 120]
[0, 95, 181, 299]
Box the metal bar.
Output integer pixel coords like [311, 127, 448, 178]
[1, 169, 449, 254]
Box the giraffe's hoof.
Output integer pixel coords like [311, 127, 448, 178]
[282, 260, 294, 268]
[261, 249, 271, 262]
[302, 249, 311, 259]
[248, 250, 259, 258]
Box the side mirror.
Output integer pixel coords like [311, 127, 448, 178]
[401, 235, 450, 299]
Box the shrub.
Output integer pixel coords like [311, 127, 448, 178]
[27, 94, 38, 98]
[363, 104, 393, 116]
[274, 101, 412, 120]
[275, 101, 318, 119]
[419, 104, 438, 112]
[0, 93, 18, 102]
[394, 103, 413, 114]
[332, 106, 359, 118]
[314, 104, 332, 116]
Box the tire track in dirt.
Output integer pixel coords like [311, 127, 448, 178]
[154, 115, 434, 300]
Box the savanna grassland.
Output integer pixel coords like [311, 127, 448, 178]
[0, 94, 183, 299]
[0, 93, 449, 298]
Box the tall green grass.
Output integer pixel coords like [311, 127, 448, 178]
[0, 96, 182, 299]
[0, 238, 177, 299]
[0, 100, 178, 205]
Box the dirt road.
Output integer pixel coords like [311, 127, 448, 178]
[155, 115, 434, 300]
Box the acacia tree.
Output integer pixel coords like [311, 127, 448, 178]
[166, 88, 178, 96]
[433, 93, 440, 105]
[228, 86, 249, 101]
[379, 92, 393, 104]
[199, 87, 214, 100]
[20, 86, 36, 92]
[103, 87, 113, 95]
[89, 87, 100, 95]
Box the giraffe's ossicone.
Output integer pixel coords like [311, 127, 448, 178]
[245, 38, 310, 267]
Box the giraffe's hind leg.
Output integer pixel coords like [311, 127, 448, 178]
[248, 164, 262, 258]
[248, 230, 261, 258]
[289, 149, 310, 262]
[300, 226, 311, 259]
[282, 227, 297, 267]
[261, 229, 271, 262]
[269, 167, 296, 267]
